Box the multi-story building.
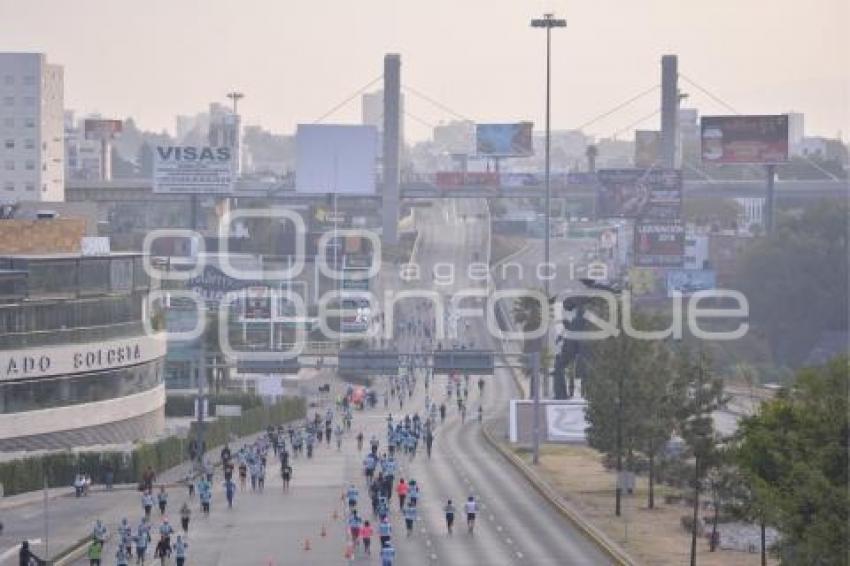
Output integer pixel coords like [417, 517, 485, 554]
[0, 250, 166, 450]
[0, 53, 64, 202]
[64, 110, 104, 181]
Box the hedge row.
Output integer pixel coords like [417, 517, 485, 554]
[164, 392, 265, 417]
[191, 397, 305, 448]
[0, 397, 305, 497]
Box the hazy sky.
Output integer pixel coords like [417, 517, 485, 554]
[1, 0, 847, 142]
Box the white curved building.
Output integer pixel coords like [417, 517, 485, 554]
[0, 252, 166, 451]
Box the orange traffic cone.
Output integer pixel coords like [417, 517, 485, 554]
[321, 524, 327, 537]
[304, 538, 312, 551]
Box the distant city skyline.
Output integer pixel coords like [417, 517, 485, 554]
[1, 0, 847, 142]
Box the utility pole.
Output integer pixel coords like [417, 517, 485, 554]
[531, 13, 566, 301]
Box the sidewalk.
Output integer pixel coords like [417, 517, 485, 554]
[0, 425, 279, 564]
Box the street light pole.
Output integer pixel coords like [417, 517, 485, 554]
[531, 12, 566, 465]
[531, 13, 566, 302]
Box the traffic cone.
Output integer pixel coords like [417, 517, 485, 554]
[321, 524, 327, 537]
[304, 538, 312, 551]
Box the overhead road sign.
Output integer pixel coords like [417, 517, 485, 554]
[432, 349, 495, 375]
[338, 350, 400, 376]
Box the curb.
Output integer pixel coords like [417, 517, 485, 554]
[481, 424, 636, 566]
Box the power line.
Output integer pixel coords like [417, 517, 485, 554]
[608, 108, 660, 140]
[313, 74, 383, 124]
[575, 84, 659, 132]
[401, 84, 472, 122]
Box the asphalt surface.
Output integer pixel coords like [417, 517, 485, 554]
[4, 198, 612, 565]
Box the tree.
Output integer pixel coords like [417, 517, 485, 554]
[584, 311, 677, 515]
[735, 200, 849, 368]
[634, 342, 683, 510]
[675, 349, 726, 566]
[734, 357, 849, 565]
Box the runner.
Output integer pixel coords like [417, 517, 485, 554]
[444, 499, 456, 535]
[141, 490, 154, 520]
[360, 520, 373, 556]
[135, 518, 151, 563]
[172, 535, 188, 566]
[224, 477, 236, 508]
[378, 515, 392, 547]
[157, 486, 168, 515]
[380, 541, 396, 566]
[395, 478, 408, 510]
[403, 503, 417, 536]
[281, 463, 292, 491]
[347, 510, 362, 550]
[179, 502, 191, 533]
[465, 496, 477, 534]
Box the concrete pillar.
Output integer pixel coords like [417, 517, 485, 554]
[382, 54, 401, 246]
[660, 54, 678, 169]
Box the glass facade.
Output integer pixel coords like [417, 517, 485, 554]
[0, 359, 163, 413]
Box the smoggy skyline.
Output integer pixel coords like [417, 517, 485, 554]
[1, 0, 847, 141]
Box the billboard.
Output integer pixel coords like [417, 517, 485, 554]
[295, 125, 377, 194]
[634, 130, 661, 167]
[597, 168, 682, 219]
[435, 171, 499, 188]
[666, 269, 716, 297]
[153, 146, 234, 194]
[634, 221, 685, 267]
[84, 119, 123, 140]
[476, 122, 534, 157]
[701, 115, 789, 164]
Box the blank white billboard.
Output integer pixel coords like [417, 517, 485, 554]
[296, 124, 378, 194]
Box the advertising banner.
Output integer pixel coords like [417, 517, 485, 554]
[295, 124, 377, 194]
[634, 130, 661, 167]
[84, 119, 123, 140]
[153, 146, 234, 194]
[634, 221, 685, 267]
[475, 122, 534, 157]
[666, 269, 716, 296]
[701, 115, 789, 164]
[597, 168, 682, 219]
[435, 171, 499, 188]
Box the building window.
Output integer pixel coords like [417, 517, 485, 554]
[24, 139, 34, 150]
[24, 118, 35, 128]
[25, 160, 35, 171]
[3, 139, 12, 149]
[25, 182, 34, 191]
[2, 75, 12, 86]
[4, 160, 13, 171]
[23, 96, 35, 107]
[2, 96, 13, 107]
[3, 181, 13, 191]
[2, 117, 12, 128]
[23, 75, 36, 86]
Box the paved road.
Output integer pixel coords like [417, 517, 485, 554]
[8, 197, 611, 565]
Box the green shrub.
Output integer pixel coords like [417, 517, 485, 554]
[0, 398, 304, 496]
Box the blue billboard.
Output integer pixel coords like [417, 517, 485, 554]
[666, 269, 716, 296]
